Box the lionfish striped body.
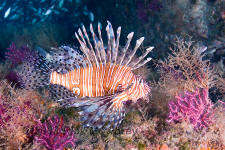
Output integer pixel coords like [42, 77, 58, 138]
[50, 63, 134, 97]
[19, 21, 153, 129]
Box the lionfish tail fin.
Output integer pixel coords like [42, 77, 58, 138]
[58, 94, 126, 130]
[19, 55, 51, 89]
[75, 21, 154, 69]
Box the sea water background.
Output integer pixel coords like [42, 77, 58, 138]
[0, 0, 224, 63]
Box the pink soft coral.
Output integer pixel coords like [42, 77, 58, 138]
[32, 115, 76, 150]
[167, 88, 214, 129]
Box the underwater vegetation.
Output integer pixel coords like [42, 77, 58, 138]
[0, 35, 224, 149]
[31, 115, 76, 150]
[0, 80, 47, 149]
[167, 88, 214, 129]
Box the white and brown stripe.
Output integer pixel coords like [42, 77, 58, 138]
[50, 63, 135, 98]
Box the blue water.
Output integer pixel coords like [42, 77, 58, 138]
[0, 0, 224, 62]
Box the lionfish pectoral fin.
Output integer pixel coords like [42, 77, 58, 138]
[57, 94, 126, 130]
[49, 46, 85, 73]
[49, 84, 77, 100]
[19, 54, 52, 89]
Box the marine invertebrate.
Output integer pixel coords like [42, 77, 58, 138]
[167, 88, 214, 129]
[19, 21, 153, 129]
[157, 99, 225, 149]
[32, 115, 76, 150]
[158, 38, 216, 98]
[0, 91, 33, 148]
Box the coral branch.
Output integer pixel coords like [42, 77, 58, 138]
[33, 115, 76, 150]
[167, 88, 214, 129]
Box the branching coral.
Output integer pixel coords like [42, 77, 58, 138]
[167, 88, 214, 129]
[215, 76, 225, 95]
[158, 100, 225, 149]
[32, 115, 76, 150]
[158, 38, 216, 98]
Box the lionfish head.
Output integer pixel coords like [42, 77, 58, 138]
[133, 76, 151, 102]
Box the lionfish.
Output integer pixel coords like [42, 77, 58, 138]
[20, 21, 154, 129]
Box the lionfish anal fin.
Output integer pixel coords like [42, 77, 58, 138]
[58, 91, 129, 129]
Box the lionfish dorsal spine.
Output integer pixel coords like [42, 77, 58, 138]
[77, 28, 94, 65]
[118, 32, 134, 65]
[78, 28, 87, 45]
[97, 22, 107, 64]
[90, 23, 102, 64]
[106, 21, 117, 64]
[82, 25, 99, 66]
[75, 32, 92, 65]
[124, 36, 145, 66]
[105, 23, 112, 63]
[132, 57, 152, 70]
[115, 26, 121, 63]
[75, 21, 154, 70]
[129, 46, 154, 70]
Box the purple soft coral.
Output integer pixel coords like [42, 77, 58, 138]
[167, 88, 214, 129]
[33, 115, 76, 150]
[5, 43, 36, 65]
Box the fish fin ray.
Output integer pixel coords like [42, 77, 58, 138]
[75, 21, 153, 68]
[50, 46, 85, 73]
[18, 55, 51, 89]
[49, 84, 77, 100]
[58, 93, 127, 129]
[129, 47, 154, 69]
